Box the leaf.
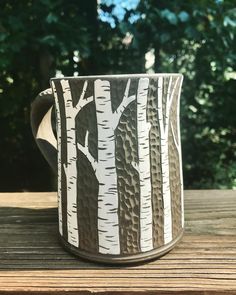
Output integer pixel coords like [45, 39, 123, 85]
[40, 0, 62, 9]
[161, 9, 178, 25]
[184, 26, 200, 39]
[0, 33, 8, 42]
[223, 16, 236, 27]
[46, 12, 58, 24]
[8, 16, 24, 31]
[160, 33, 170, 43]
[39, 35, 57, 46]
[178, 11, 190, 22]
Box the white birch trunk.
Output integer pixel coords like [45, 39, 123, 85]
[61, 79, 93, 247]
[51, 82, 63, 236]
[160, 136, 172, 244]
[157, 76, 180, 244]
[135, 78, 153, 252]
[61, 80, 93, 247]
[77, 79, 135, 254]
[157, 77, 172, 244]
[94, 79, 120, 254]
[170, 77, 184, 228]
[61, 80, 79, 247]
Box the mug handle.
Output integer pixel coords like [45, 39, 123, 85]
[30, 88, 57, 173]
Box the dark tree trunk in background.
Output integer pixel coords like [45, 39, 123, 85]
[39, 49, 54, 90]
[154, 43, 162, 73]
[78, 0, 100, 75]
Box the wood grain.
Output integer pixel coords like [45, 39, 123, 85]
[0, 190, 235, 294]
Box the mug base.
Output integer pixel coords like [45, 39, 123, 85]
[59, 228, 184, 265]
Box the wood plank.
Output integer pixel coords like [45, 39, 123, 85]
[0, 190, 235, 294]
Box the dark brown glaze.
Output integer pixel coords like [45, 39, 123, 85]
[148, 78, 164, 248]
[52, 75, 183, 257]
[169, 77, 182, 239]
[68, 79, 99, 253]
[114, 78, 141, 254]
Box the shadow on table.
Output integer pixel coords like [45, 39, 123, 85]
[0, 206, 103, 270]
[0, 206, 150, 270]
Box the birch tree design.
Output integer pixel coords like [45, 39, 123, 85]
[30, 71, 187, 265]
[61, 79, 93, 247]
[170, 77, 184, 228]
[157, 76, 181, 245]
[77, 79, 135, 254]
[51, 82, 63, 236]
[48, 75, 184, 258]
[132, 78, 153, 252]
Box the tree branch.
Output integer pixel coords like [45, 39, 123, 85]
[170, 122, 179, 151]
[157, 77, 165, 136]
[116, 94, 136, 119]
[164, 76, 180, 134]
[77, 130, 98, 173]
[131, 161, 139, 172]
[74, 80, 93, 115]
[114, 79, 136, 127]
[147, 121, 152, 132]
[80, 80, 88, 101]
[63, 163, 68, 178]
[123, 78, 131, 101]
[168, 77, 180, 112]
[164, 76, 173, 127]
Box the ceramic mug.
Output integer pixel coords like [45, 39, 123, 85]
[31, 73, 184, 264]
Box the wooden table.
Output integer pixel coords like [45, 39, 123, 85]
[0, 190, 236, 294]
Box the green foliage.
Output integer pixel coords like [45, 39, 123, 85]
[0, 0, 100, 190]
[0, 0, 235, 190]
[124, 0, 236, 188]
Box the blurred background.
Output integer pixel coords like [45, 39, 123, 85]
[0, 0, 235, 192]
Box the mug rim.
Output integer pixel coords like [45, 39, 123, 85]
[51, 73, 183, 81]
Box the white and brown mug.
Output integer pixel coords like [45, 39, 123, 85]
[31, 73, 184, 264]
